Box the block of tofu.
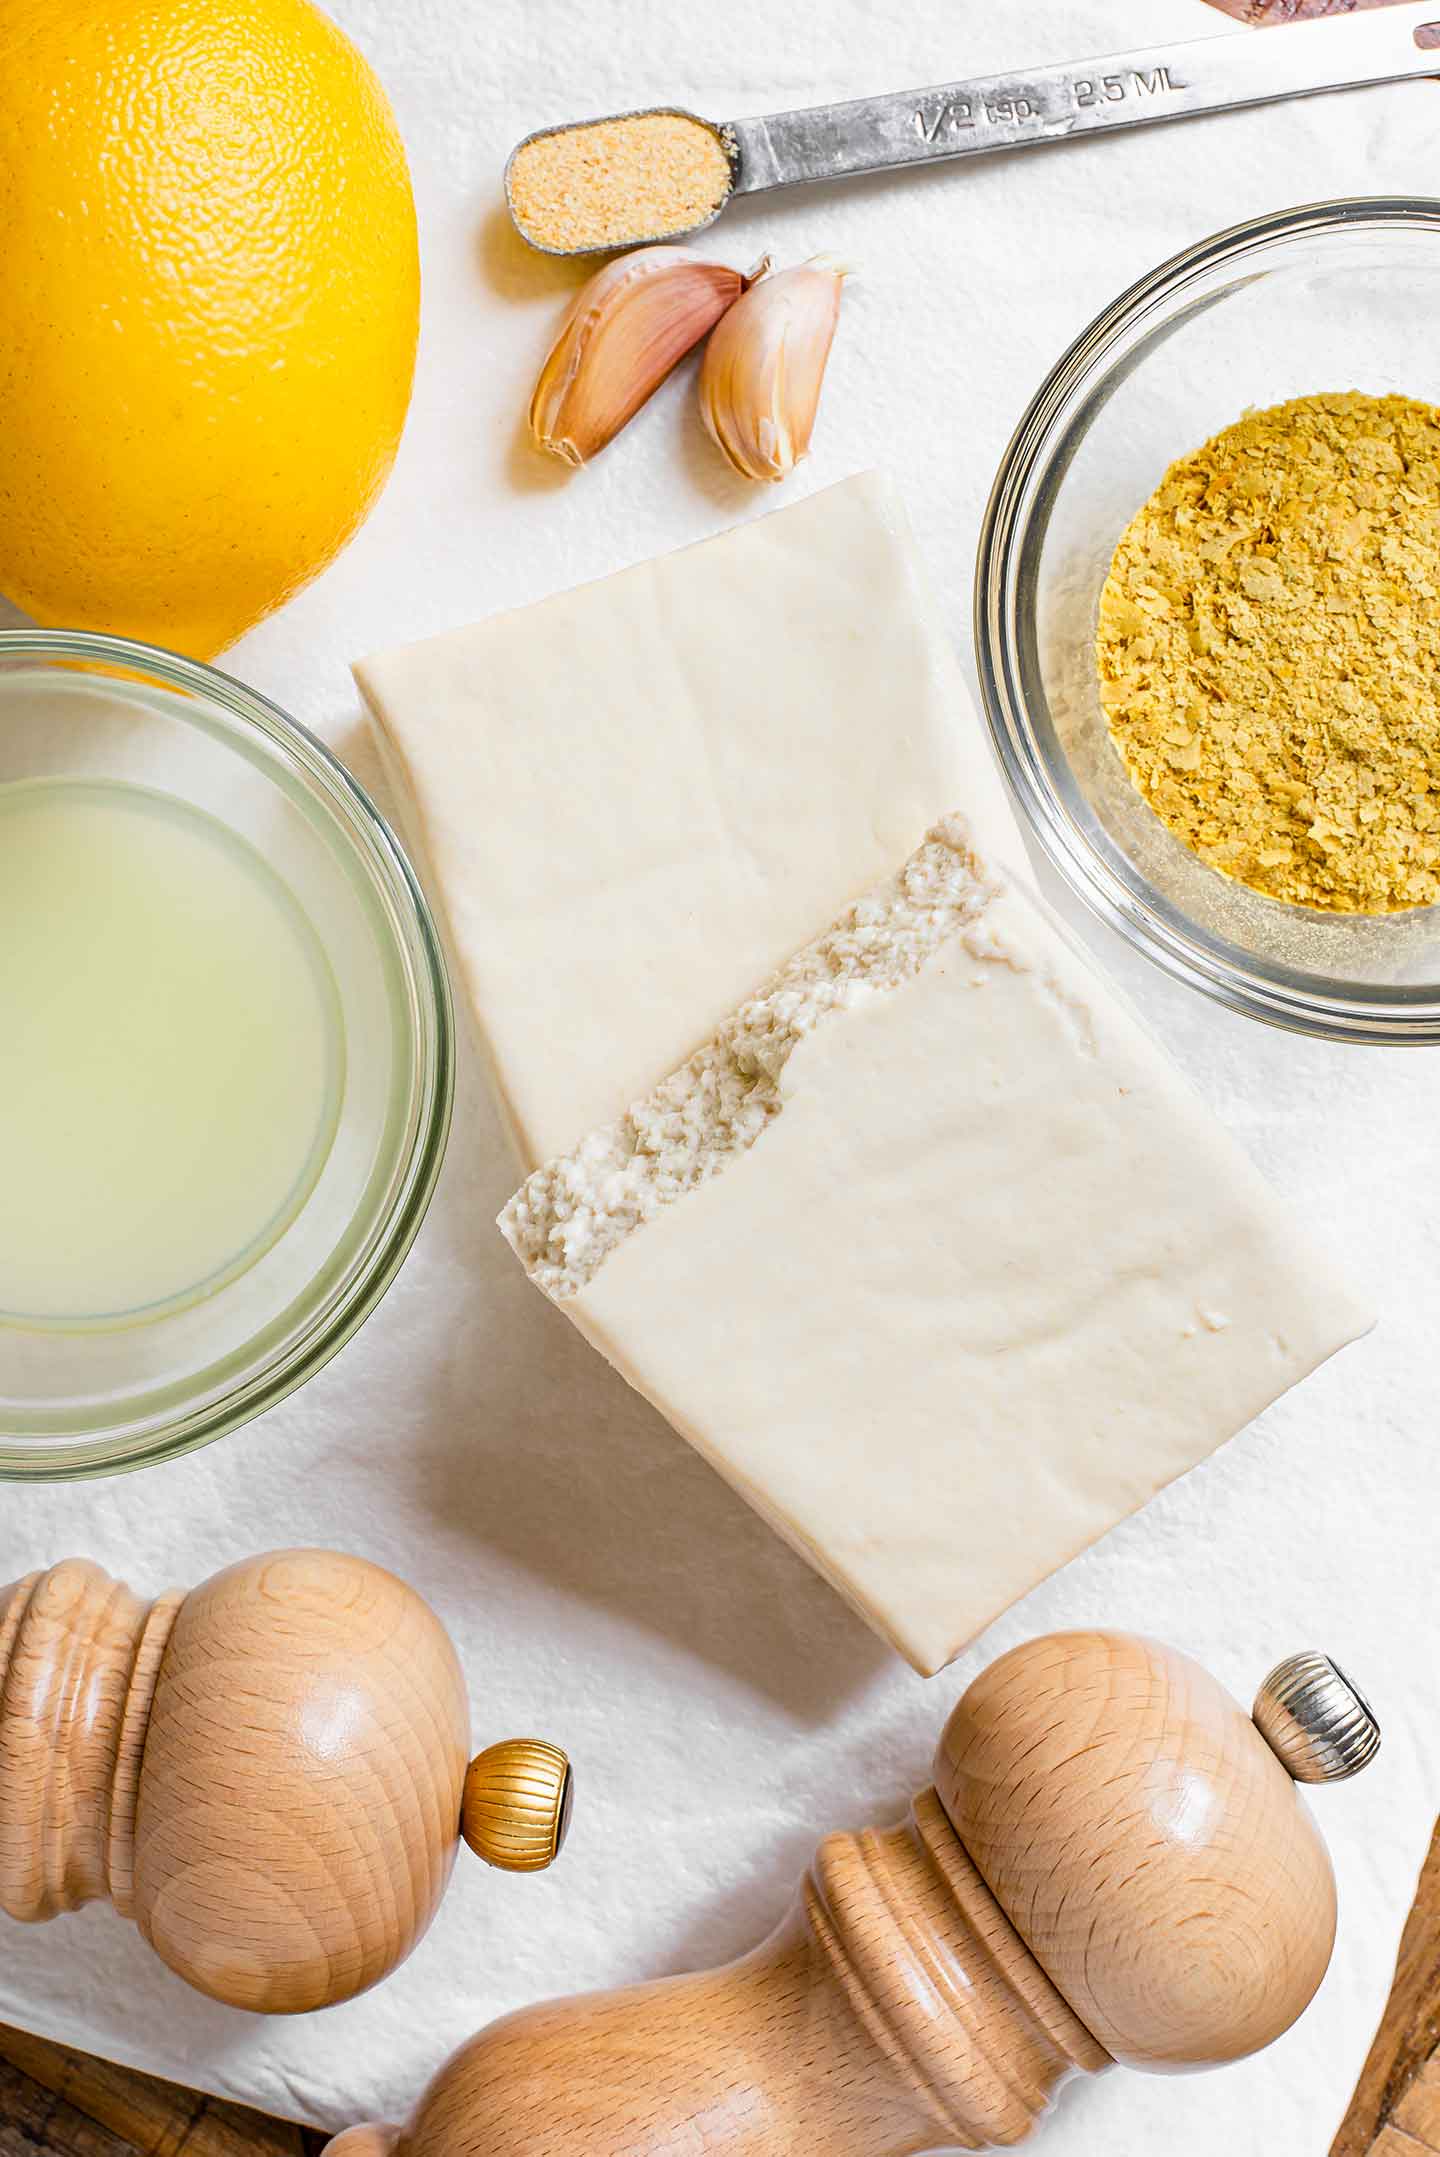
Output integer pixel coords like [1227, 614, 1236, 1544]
[354, 472, 1021, 1169]
[500, 818, 1373, 1676]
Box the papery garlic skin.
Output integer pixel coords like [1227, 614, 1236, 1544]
[698, 258, 848, 483]
[530, 247, 748, 466]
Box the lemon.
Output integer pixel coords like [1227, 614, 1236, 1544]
[0, 0, 420, 658]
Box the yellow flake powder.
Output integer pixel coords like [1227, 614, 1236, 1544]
[508, 113, 733, 254]
[1097, 390, 1440, 913]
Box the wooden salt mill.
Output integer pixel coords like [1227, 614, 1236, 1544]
[0, 1549, 572, 2013]
[328, 1631, 1377, 2157]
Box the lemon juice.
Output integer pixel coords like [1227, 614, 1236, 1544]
[0, 777, 344, 1329]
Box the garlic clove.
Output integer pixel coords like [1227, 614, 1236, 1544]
[530, 246, 749, 466]
[698, 256, 848, 484]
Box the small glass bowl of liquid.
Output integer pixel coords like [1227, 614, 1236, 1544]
[0, 630, 453, 1478]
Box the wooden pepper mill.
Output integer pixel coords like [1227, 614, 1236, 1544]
[0, 1550, 571, 2014]
[327, 1631, 1377, 2157]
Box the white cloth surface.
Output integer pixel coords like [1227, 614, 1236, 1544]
[2, 3, 1437, 2150]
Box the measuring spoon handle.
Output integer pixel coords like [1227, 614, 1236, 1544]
[727, 3, 1440, 195]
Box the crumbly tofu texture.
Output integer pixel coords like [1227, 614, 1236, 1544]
[504, 816, 999, 1297]
[501, 822, 1372, 1676]
[354, 472, 1024, 1170]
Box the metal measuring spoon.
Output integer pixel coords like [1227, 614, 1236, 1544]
[506, 1, 1440, 256]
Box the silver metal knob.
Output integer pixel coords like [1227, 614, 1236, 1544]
[1253, 1653, 1381, 1784]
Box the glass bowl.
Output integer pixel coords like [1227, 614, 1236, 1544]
[976, 197, 1440, 1044]
[0, 630, 452, 1479]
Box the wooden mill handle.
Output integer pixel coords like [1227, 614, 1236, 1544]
[0, 1551, 573, 2013]
[341, 1791, 1107, 2157]
[0, 1553, 475, 2013]
[0, 1561, 182, 1922]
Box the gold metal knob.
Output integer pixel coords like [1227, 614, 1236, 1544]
[1253, 1653, 1380, 1784]
[461, 1738, 572, 1871]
